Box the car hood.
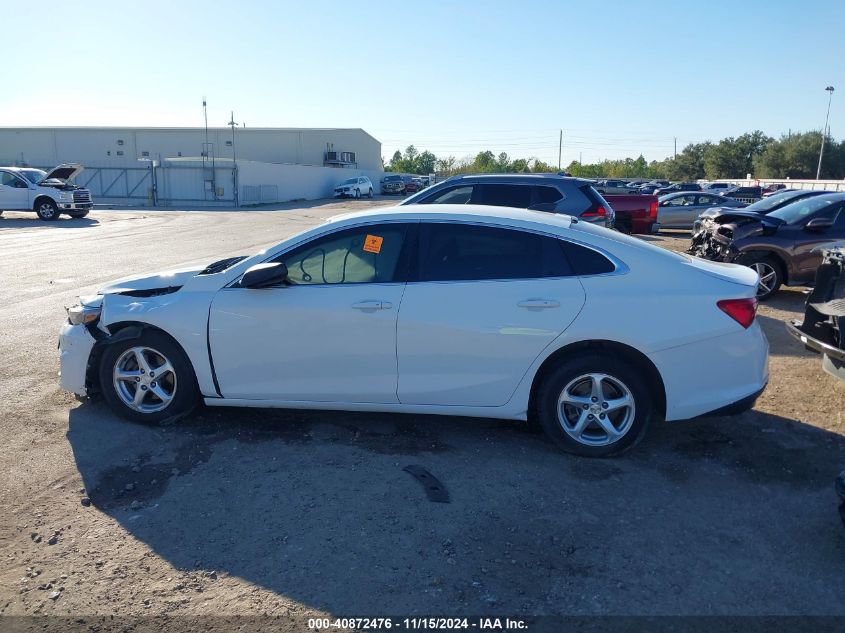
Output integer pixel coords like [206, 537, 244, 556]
[699, 208, 785, 225]
[98, 265, 205, 295]
[41, 163, 84, 183]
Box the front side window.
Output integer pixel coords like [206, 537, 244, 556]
[770, 196, 845, 225]
[0, 172, 26, 188]
[417, 223, 570, 282]
[278, 224, 408, 285]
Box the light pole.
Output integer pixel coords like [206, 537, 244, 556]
[228, 111, 239, 206]
[816, 86, 835, 179]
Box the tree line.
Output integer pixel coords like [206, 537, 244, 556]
[385, 130, 845, 181]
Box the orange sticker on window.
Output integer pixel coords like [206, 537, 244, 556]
[363, 234, 383, 254]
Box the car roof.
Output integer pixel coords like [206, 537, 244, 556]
[327, 203, 575, 231]
[441, 173, 592, 186]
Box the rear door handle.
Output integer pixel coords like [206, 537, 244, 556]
[517, 299, 560, 310]
[351, 300, 393, 311]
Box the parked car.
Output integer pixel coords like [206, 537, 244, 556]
[694, 189, 832, 232]
[58, 204, 768, 457]
[411, 177, 427, 191]
[399, 173, 615, 228]
[703, 183, 733, 193]
[593, 179, 639, 195]
[0, 164, 93, 220]
[722, 186, 763, 201]
[786, 242, 845, 382]
[763, 187, 797, 198]
[381, 174, 405, 195]
[654, 182, 702, 196]
[763, 183, 787, 195]
[657, 192, 743, 230]
[688, 192, 845, 299]
[403, 177, 421, 194]
[603, 194, 660, 234]
[333, 176, 373, 199]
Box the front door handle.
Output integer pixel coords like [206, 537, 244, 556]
[351, 300, 393, 311]
[517, 299, 560, 310]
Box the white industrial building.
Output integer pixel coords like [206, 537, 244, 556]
[0, 126, 385, 207]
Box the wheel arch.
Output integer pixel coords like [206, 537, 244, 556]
[528, 339, 666, 419]
[85, 321, 196, 395]
[736, 248, 790, 283]
[33, 194, 57, 211]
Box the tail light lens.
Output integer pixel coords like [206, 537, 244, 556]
[582, 206, 607, 218]
[648, 200, 658, 220]
[717, 298, 758, 329]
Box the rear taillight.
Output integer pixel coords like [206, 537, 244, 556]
[717, 298, 758, 329]
[648, 200, 658, 220]
[582, 205, 607, 218]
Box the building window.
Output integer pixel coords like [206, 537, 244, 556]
[225, 140, 232, 147]
[141, 151, 150, 157]
[106, 151, 111, 156]
[117, 139, 124, 146]
[177, 152, 182, 157]
[116, 150, 124, 156]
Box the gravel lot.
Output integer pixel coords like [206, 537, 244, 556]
[0, 200, 843, 620]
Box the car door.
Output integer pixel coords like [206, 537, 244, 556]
[396, 222, 586, 407]
[208, 222, 414, 402]
[0, 171, 32, 209]
[790, 204, 845, 280]
[658, 194, 696, 228]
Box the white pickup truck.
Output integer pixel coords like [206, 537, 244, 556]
[0, 164, 93, 220]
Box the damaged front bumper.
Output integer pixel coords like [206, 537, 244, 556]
[58, 322, 97, 396]
[688, 221, 739, 262]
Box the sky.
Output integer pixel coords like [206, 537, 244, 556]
[3, 0, 843, 167]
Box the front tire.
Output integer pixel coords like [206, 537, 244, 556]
[68, 210, 89, 218]
[535, 353, 652, 457]
[737, 253, 782, 300]
[99, 330, 199, 424]
[35, 199, 59, 221]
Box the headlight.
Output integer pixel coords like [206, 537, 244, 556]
[67, 304, 101, 325]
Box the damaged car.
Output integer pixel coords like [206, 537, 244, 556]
[688, 193, 845, 300]
[59, 204, 769, 457]
[786, 242, 845, 382]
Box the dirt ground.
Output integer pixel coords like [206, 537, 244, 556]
[0, 200, 843, 623]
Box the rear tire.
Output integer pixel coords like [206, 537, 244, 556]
[99, 329, 199, 425]
[535, 353, 652, 457]
[368, 188, 373, 198]
[35, 199, 59, 221]
[736, 253, 782, 300]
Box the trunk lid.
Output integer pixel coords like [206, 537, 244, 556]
[684, 256, 760, 290]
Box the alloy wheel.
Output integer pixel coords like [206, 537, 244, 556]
[557, 373, 636, 447]
[752, 262, 777, 297]
[113, 346, 177, 413]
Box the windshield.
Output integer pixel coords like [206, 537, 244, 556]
[385, 175, 402, 181]
[20, 169, 47, 184]
[768, 195, 845, 225]
[341, 178, 357, 185]
[744, 190, 811, 214]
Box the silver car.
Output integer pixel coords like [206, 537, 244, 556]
[657, 192, 743, 230]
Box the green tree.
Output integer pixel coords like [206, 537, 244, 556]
[755, 131, 845, 179]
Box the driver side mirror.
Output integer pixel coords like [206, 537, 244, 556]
[241, 262, 289, 288]
[805, 217, 833, 232]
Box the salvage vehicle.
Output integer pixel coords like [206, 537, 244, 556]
[59, 204, 768, 457]
[786, 243, 845, 381]
[657, 192, 743, 230]
[602, 193, 660, 234]
[0, 164, 93, 220]
[400, 173, 616, 228]
[333, 176, 373, 199]
[688, 193, 845, 299]
[381, 174, 405, 195]
[694, 189, 831, 232]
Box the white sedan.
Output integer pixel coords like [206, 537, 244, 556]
[58, 205, 768, 456]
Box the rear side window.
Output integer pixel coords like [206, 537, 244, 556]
[418, 223, 571, 282]
[559, 240, 615, 275]
[476, 184, 533, 208]
[535, 186, 564, 204]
